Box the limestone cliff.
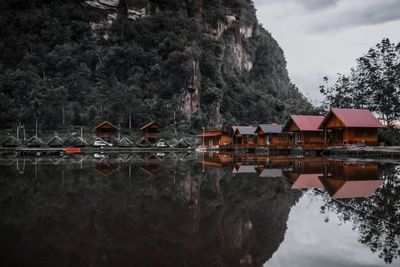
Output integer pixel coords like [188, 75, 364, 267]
[0, 0, 312, 131]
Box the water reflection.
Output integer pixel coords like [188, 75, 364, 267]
[0, 152, 398, 266]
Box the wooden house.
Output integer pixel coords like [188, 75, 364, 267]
[173, 139, 193, 149]
[320, 162, 384, 199]
[255, 124, 289, 148]
[231, 126, 256, 146]
[140, 122, 163, 143]
[283, 115, 325, 150]
[1, 136, 19, 147]
[26, 136, 45, 147]
[198, 130, 232, 149]
[47, 136, 64, 147]
[117, 137, 133, 147]
[70, 136, 88, 147]
[319, 108, 384, 146]
[136, 137, 152, 147]
[95, 121, 118, 142]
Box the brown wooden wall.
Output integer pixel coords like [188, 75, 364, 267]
[257, 133, 290, 146]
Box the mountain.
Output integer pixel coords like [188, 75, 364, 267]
[0, 0, 312, 133]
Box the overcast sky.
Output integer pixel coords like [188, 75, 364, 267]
[253, 0, 400, 105]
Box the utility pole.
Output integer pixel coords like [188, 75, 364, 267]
[62, 106, 65, 125]
[35, 118, 38, 138]
[17, 122, 20, 142]
[129, 111, 132, 130]
[118, 123, 121, 139]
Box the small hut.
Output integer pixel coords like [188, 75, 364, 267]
[283, 115, 325, 150]
[91, 137, 109, 146]
[140, 122, 163, 143]
[231, 126, 257, 146]
[118, 137, 134, 147]
[255, 124, 289, 147]
[197, 130, 231, 149]
[136, 137, 152, 147]
[26, 136, 45, 147]
[70, 137, 88, 147]
[47, 136, 64, 147]
[319, 108, 384, 146]
[95, 121, 118, 142]
[1, 136, 19, 147]
[173, 139, 193, 148]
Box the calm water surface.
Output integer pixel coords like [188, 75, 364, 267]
[0, 152, 399, 267]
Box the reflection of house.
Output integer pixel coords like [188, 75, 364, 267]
[323, 162, 383, 199]
[283, 159, 327, 188]
[232, 164, 257, 174]
[140, 122, 163, 144]
[255, 124, 289, 148]
[283, 115, 325, 150]
[141, 162, 162, 175]
[95, 121, 118, 142]
[198, 130, 231, 149]
[291, 174, 324, 189]
[319, 108, 384, 146]
[232, 126, 256, 146]
[199, 152, 232, 169]
[96, 161, 119, 176]
[257, 168, 284, 178]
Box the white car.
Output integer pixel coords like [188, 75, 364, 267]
[156, 141, 169, 148]
[93, 140, 113, 147]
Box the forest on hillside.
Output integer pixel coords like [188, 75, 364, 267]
[0, 0, 312, 135]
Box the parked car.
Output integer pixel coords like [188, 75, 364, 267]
[93, 140, 113, 147]
[156, 140, 170, 148]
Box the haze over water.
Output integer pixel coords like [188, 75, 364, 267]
[0, 152, 399, 266]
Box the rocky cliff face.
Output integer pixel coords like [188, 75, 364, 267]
[0, 0, 312, 131]
[84, 0, 260, 123]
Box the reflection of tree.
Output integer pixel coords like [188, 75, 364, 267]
[319, 164, 400, 263]
[0, 158, 300, 267]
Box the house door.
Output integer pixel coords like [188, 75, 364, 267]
[333, 129, 343, 145]
[294, 133, 302, 144]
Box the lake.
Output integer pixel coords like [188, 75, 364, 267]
[0, 152, 399, 267]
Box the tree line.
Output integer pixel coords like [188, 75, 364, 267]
[319, 38, 400, 127]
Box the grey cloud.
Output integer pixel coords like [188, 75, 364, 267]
[253, 0, 340, 11]
[309, 0, 400, 33]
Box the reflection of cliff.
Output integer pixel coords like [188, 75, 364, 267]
[0, 159, 300, 267]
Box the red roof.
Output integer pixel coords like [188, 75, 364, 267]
[320, 108, 384, 128]
[291, 174, 324, 189]
[330, 180, 384, 199]
[140, 121, 163, 131]
[287, 115, 324, 131]
[95, 121, 117, 129]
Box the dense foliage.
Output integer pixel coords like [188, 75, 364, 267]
[320, 164, 400, 264]
[0, 0, 312, 134]
[319, 38, 400, 126]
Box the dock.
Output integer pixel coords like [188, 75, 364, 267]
[328, 146, 400, 159]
